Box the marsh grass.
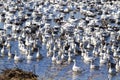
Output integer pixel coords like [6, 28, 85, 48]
[0, 68, 38, 80]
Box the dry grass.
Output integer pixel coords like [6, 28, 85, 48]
[0, 68, 38, 80]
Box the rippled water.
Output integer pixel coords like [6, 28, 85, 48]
[0, 1, 120, 80]
[0, 41, 120, 80]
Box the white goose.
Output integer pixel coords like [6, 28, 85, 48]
[6, 41, 11, 49]
[47, 48, 53, 57]
[117, 47, 120, 52]
[53, 45, 57, 51]
[58, 50, 62, 56]
[56, 56, 62, 65]
[26, 50, 33, 60]
[90, 59, 99, 70]
[93, 48, 99, 56]
[14, 51, 21, 61]
[57, 40, 61, 48]
[100, 54, 107, 65]
[20, 44, 27, 55]
[52, 52, 56, 63]
[86, 43, 91, 49]
[4, 40, 8, 46]
[113, 49, 118, 57]
[108, 64, 116, 75]
[72, 59, 82, 72]
[83, 52, 93, 62]
[36, 48, 42, 59]
[8, 48, 14, 59]
[68, 51, 72, 63]
[1, 46, 5, 55]
[61, 53, 65, 60]
[46, 41, 50, 49]
[115, 59, 120, 72]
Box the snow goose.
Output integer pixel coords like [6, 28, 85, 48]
[52, 52, 56, 63]
[100, 54, 107, 65]
[108, 63, 116, 75]
[36, 48, 42, 59]
[83, 52, 93, 62]
[72, 59, 82, 72]
[1, 46, 5, 55]
[14, 51, 21, 62]
[116, 47, 120, 52]
[68, 51, 72, 63]
[56, 56, 62, 65]
[90, 59, 99, 70]
[26, 50, 33, 60]
[8, 48, 14, 59]
[61, 53, 66, 60]
[6, 41, 11, 49]
[47, 48, 53, 57]
[113, 49, 118, 57]
[58, 49, 62, 56]
[86, 43, 91, 49]
[116, 59, 120, 72]
[93, 47, 99, 56]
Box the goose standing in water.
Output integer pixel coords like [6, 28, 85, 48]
[90, 59, 99, 70]
[113, 49, 118, 57]
[86, 43, 91, 49]
[6, 40, 11, 49]
[61, 53, 65, 60]
[47, 48, 53, 57]
[52, 51, 56, 63]
[1, 45, 6, 56]
[56, 56, 62, 65]
[72, 59, 82, 72]
[46, 41, 51, 50]
[36, 48, 42, 59]
[68, 51, 72, 63]
[14, 51, 21, 62]
[100, 54, 107, 65]
[8, 49, 12, 58]
[4, 40, 10, 49]
[83, 51, 93, 62]
[108, 63, 116, 75]
[115, 59, 120, 72]
[8, 47, 14, 59]
[26, 49, 33, 60]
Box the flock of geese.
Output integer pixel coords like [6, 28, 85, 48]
[0, 0, 120, 76]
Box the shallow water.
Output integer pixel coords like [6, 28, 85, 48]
[0, 0, 120, 80]
[0, 43, 120, 80]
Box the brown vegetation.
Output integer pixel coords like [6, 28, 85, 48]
[0, 68, 38, 80]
